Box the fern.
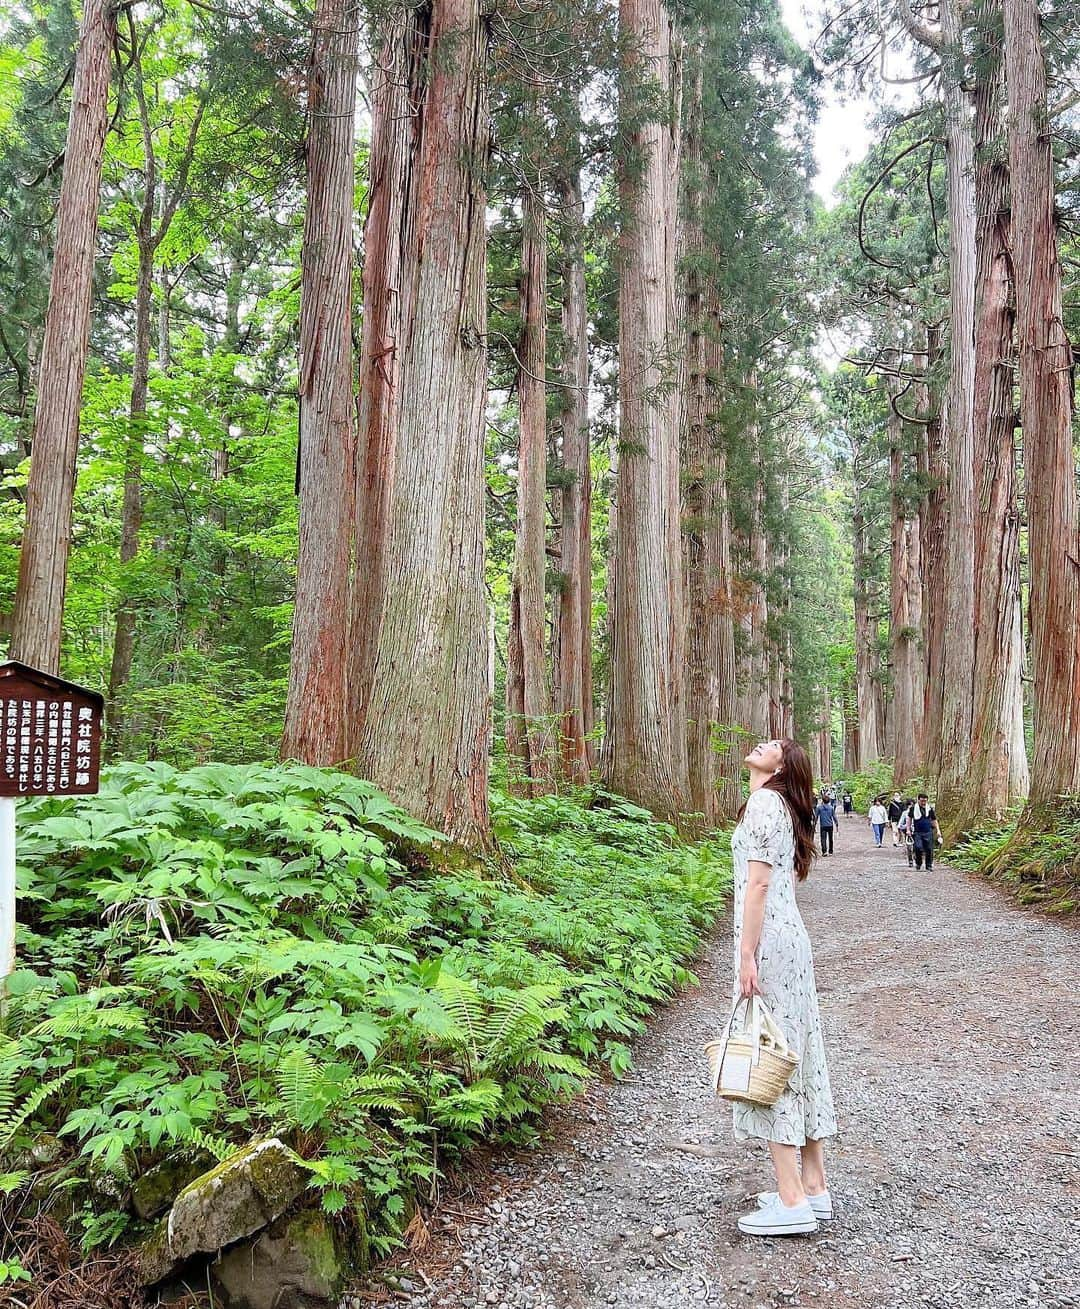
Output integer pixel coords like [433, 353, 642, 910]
[185, 1127, 235, 1163]
[273, 1050, 324, 1129]
[10, 764, 730, 1258]
[481, 985, 563, 1069]
[433, 974, 486, 1075]
[430, 1078, 503, 1130]
[0, 1040, 78, 1155]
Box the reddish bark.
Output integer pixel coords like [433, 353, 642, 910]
[683, 55, 738, 824]
[554, 165, 593, 784]
[1004, 0, 1080, 804]
[281, 0, 359, 765]
[602, 0, 688, 820]
[10, 0, 116, 672]
[955, 40, 1029, 826]
[746, 413, 770, 740]
[887, 378, 924, 786]
[347, 0, 492, 846]
[918, 329, 947, 782]
[935, 0, 978, 807]
[506, 182, 556, 793]
[852, 449, 882, 768]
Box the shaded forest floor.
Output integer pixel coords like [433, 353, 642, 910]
[352, 821, 1079, 1309]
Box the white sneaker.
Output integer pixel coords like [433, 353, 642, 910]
[756, 1189, 833, 1221]
[738, 1195, 819, 1236]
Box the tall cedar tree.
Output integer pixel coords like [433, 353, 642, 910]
[1003, 0, 1080, 806]
[554, 158, 594, 784]
[281, 0, 359, 765]
[347, 0, 492, 846]
[955, 8, 1029, 826]
[603, 0, 688, 820]
[506, 166, 556, 794]
[11, 0, 115, 672]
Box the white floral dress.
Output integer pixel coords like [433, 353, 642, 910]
[729, 787, 838, 1146]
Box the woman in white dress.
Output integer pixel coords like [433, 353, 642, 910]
[730, 738, 838, 1237]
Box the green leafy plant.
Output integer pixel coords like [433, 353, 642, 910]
[2, 762, 731, 1263]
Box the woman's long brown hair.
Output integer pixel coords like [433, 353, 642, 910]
[757, 739, 818, 881]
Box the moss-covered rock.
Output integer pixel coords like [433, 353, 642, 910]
[140, 1138, 309, 1284]
[131, 1152, 212, 1220]
[211, 1209, 354, 1309]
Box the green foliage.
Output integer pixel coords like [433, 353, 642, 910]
[949, 800, 1080, 914]
[841, 759, 897, 812]
[3, 763, 729, 1258]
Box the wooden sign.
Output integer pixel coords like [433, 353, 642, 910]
[0, 661, 104, 798]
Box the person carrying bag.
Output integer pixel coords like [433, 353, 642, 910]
[710, 738, 838, 1238]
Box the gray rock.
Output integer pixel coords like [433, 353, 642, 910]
[168, 1138, 308, 1262]
[213, 1208, 350, 1309]
[140, 1137, 309, 1284]
[131, 1152, 212, 1220]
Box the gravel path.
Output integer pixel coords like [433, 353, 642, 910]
[351, 822, 1079, 1309]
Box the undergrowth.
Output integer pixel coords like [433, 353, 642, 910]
[840, 760, 900, 812]
[0, 762, 730, 1276]
[948, 797, 1080, 914]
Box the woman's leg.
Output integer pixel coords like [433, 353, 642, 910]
[766, 1141, 806, 1207]
[800, 1138, 828, 1195]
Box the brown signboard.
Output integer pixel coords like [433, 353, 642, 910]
[0, 662, 104, 798]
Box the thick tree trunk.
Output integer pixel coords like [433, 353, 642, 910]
[842, 672, 859, 775]
[602, 0, 688, 820]
[10, 0, 115, 672]
[918, 328, 947, 783]
[852, 460, 881, 768]
[683, 308, 738, 820]
[683, 56, 737, 825]
[769, 496, 789, 740]
[554, 166, 593, 784]
[747, 435, 770, 739]
[347, 0, 492, 845]
[281, 0, 359, 765]
[955, 45, 1029, 827]
[818, 683, 833, 781]
[781, 623, 794, 739]
[887, 380, 924, 785]
[506, 182, 555, 793]
[1003, 0, 1080, 805]
[935, 0, 978, 808]
[768, 643, 783, 739]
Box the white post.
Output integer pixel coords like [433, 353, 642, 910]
[0, 797, 15, 982]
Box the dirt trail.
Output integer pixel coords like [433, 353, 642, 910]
[353, 819, 1079, 1309]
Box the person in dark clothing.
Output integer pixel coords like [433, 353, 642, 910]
[886, 793, 904, 846]
[816, 796, 837, 854]
[842, 790, 853, 815]
[907, 793, 942, 869]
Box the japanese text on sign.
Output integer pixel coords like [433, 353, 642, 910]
[0, 694, 101, 796]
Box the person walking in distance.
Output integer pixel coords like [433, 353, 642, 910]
[887, 792, 904, 846]
[815, 792, 837, 855]
[842, 789, 853, 816]
[908, 793, 942, 870]
[729, 738, 838, 1237]
[868, 798, 888, 847]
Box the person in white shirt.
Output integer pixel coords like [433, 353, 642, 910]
[868, 799, 888, 847]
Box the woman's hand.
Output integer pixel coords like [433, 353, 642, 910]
[739, 954, 761, 998]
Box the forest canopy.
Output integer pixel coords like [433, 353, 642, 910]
[0, 0, 1077, 839]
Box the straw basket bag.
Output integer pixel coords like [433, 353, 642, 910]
[705, 996, 798, 1107]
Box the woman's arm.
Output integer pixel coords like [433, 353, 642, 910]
[740, 859, 772, 996]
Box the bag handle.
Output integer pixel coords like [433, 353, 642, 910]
[725, 995, 766, 1065]
[755, 999, 793, 1056]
